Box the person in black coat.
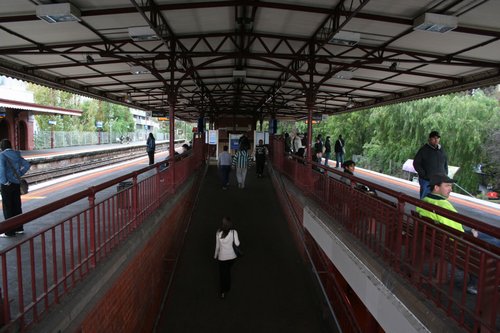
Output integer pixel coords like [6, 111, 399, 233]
[413, 131, 448, 199]
[334, 135, 345, 168]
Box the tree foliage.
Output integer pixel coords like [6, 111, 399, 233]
[278, 90, 500, 194]
[27, 83, 134, 134]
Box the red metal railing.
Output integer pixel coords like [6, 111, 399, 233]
[0, 138, 205, 330]
[270, 136, 500, 333]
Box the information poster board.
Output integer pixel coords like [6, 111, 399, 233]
[254, 131, 269, 148]
[208, 130, 218, 145]
[229, 134, 240, 151]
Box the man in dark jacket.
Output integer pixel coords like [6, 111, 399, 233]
[413, 131, 448, 199]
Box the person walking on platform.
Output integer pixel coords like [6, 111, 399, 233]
[334, 134, 345, 168]
[146, 133, 156, 165]
[0, 139, 31, 237]
[214, 216, 240, 299]
[218, 145, 232, 189]
[232, 148, 250, 189]
[413, 131, 448, 199]
[254, 139, 268, 178]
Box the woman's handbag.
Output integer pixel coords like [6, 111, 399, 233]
[20, 179, 29, 195]
[5, 157, 29, 195]
[232, 230, 243, 257]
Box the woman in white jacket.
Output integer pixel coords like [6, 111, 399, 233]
[214, 217, 240, 299]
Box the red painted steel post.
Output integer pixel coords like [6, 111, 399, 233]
[168, 101, 176, 191]
[155, 164, 161, 208]
[132, 174, 138, 228]
[88, 189, 96, 268]
[395, 195, 405, 257]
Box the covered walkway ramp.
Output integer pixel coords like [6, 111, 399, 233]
[155, 165, 332, 332]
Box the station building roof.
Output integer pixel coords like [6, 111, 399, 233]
[0, 98, 82, 117]
[0, 1, 499, 122]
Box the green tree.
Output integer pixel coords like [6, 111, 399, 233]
[278, 90, 500, 194]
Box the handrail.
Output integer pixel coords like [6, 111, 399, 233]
[270, 135, 499, 333]
[0, 137, 205, 330]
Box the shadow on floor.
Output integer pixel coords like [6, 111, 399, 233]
[155, 165, 331, 333]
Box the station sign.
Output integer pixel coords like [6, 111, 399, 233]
[48, 120, 57, 125]
[157, 117, 169, 121]
[152, 110, 167, 117]
[0, 112, 6, 119]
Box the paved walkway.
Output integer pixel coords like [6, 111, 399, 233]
[155, 165, 331, 333]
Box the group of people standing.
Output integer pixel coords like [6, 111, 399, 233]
[413, 130, 500, 294]
[285, 132, 346, 168]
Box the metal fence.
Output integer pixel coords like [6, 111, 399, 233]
[270, 136, 500, 333]
[0, 138, 205, 330]
[33, 130, 172, 149]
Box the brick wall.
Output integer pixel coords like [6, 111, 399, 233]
[78, 189, 194, 333]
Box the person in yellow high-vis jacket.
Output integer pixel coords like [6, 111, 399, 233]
[416, 173, 480, 294]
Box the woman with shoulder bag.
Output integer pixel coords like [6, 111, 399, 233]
[214, 216, 241, 299]
[0, 139, 31, 237]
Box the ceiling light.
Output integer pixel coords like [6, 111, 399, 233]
[329, 31, 360, 46]
[346, 97, 355, 108]
[233, 70, 246, 78]
[36, 3, 81, 23]
[413, 13, 458, 33]
[335, 71, 353, 80]
[128, 26, 160, 42]
[130, 65, 150, 75]
[86, 55, 95, 64]
[389, 62, 397, 71]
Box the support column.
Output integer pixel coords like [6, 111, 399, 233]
[168, 100, 176, 161]
[306, 41, 316, 164]
[167, 96, 177, 192]
[306, 95, 314, 164]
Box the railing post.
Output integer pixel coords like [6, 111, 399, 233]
[155, 164, 161, 207]
[88, 188, 97, 268]
[132, 173, 138, 228]
[394, 195, 406, 264]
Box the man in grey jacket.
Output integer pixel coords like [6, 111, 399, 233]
[413, 131, 448, 199]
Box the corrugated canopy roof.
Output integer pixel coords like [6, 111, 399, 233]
[0, 0, 499, 122]
[0, 98, 82, 116]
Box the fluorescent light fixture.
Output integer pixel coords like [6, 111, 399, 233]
[125, 93, 132, 102]
[346, 97, 355, 108]
[36, 3, 81, 23]
[128, 26, 159, 42]
[335, 71, 353, 80]
[233, 70, 246, 78]
[329, 31, 360, 46]
[413, 13, 458, 33]
[130, 65, 150, 75]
